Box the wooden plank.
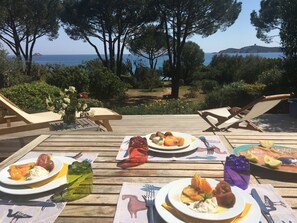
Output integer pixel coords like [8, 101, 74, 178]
[0, 135, 50, 168]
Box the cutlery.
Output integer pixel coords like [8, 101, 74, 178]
[0, 199, 55, 207]
[251, 188, 275, 223]
[277, 157, 297, 165]
[199, 136, 214, 154]
[142, 187, 155, 223]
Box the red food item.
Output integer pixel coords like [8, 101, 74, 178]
[36, 154, 54, 171]
[216, 192, 236, 208]
[214, 180, 232, 195]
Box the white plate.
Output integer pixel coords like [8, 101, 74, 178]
[0, 156, 75, 195]
[0, 157, 63, 186]
[145, 132, 192, 150]
[149, 138, 199, 154]
[167, 178, 245, 220]
[156, 179, 261, 223]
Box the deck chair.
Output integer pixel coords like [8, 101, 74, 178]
[0, 93, 122, 135]
[198, 93, 292, 132]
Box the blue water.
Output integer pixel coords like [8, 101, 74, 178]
[31, 52, 284, 68]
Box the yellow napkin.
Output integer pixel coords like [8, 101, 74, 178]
[162, 202, 251, 223]
[27, 163, 68, 188]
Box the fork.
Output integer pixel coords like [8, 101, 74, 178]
[142, 186, 155, 223]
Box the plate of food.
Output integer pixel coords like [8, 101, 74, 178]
[155, 177, 261, 223]
[145, 131, 192, 150]
[0, 156, 75, 195]
[233, 141, 297, 173]
[0, 154, 63, 186]
[167, 175, 245, 220]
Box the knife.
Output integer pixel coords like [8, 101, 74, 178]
[0, 199, 56, 207]
[251, 188, 275, 223]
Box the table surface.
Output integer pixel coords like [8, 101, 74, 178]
[0, 131, 297, 223]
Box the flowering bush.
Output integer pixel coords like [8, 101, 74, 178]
[46, 86, 94, 121]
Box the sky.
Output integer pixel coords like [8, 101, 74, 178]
[2, 0, 281, 55]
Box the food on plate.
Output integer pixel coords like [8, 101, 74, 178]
[245, 150, 258, 163]
[264, 155, 282, 168]
[181, 174, 236, 213]
[27, 166, 49, 180]
[8, 153, 55, 181]
[259, 140, 274, 148]
[149, 130, 184, 147]
[8, 162, 36, 180]
[36, 154, 54, 171]
[238, 145, 297, 171]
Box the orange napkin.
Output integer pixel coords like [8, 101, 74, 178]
[27, 163, 68, 188]
[162, 202, 251, 223]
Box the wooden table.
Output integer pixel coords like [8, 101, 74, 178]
[0, 131, 296, 222]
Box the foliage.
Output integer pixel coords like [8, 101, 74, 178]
[46, 86, 91, 120]
[200, 80, 219, 93]
[113, 99, 203, 115]
[60, 0, 154, 76]
[45, 65, 89, 93]
[152, 0, 241, 98]
[85, 60, 128, 99]
[180, 41, 205, 84]
[203, 81, 263, 109]
[0, 49, 29, 87]
[0, 82, 61, 113]
[126, 25, 167, 70]
[0, 0, 60, 76]
[134, 67, 162, 90]
[250, 0, 281, 43]
[208, 54, 283, 85]
[257, 68, 284, 94]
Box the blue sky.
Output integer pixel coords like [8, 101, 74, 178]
[3, 0, 280, 55]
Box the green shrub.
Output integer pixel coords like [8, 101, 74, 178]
[200, 79, 219, 93]
[134, 67, 162, 89]
[0, 49, 32, 88]
[85, 61, 128, 99]
[203, 81, 262, 109]
[114, 99, 203, 115]
[0, 82, 61, 113]
[45, 65, 89, 93]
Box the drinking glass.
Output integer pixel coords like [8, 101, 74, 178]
[128, 136, 148, 163]
[224, 154, 250, 190]
[51, 160, 93, 202]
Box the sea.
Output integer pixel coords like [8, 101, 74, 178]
[31, 52, 284, 68]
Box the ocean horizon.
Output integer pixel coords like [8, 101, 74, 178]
[31, 52, 284, 68]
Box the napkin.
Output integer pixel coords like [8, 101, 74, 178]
[27, 163, 68, 188]
[162, 202, 251, 223]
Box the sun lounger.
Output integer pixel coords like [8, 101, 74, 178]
[0, 93, 122, 135]
[198, 93, 292, 132]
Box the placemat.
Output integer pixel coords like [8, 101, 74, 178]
[116, 135, 229, 161]
[113, 182, 297, 223]
[0, 151, 98, 223]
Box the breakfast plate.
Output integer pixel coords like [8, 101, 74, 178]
[148, 138, 200, 154]
[0, 156, 74, 195]
[0, 157, 63, 186]
[167, 178, 245, 220]
[233, 144, 297, 173]
[145, 132, 193, 150]
[155, 179, 261, 223]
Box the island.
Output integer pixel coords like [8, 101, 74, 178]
[218, 44, 282, 54]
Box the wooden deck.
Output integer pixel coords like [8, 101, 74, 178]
[0, 113, 296, 161]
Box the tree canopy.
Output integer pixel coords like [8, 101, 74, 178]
[61, 0, 155, 76]
[126, 25, 167, 70]
[153, 0, 242, 98]
[0, 0, 60, 75]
